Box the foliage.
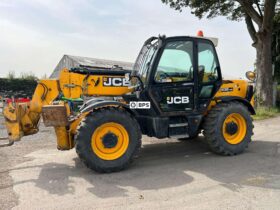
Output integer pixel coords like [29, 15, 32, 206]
[161, 0, 243, 20]
[0, 78, 37, 99]
[20, 71, 38, 80]
[161, 1, 279, 21]
[6, 71, 38, 81]
[277, 85, 280, 106]
[40, 74, 48, 79]
[1, 72, 37, 98]
[7, 71, 15, 80]
[162, 0, 279, 108]
[161, 0, 279, 53]
[253, 107, 280, 120]
[274, 53, 280, 83]
[273, 13, 280, 82]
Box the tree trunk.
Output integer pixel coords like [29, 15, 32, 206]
[255, 30, 274, 108]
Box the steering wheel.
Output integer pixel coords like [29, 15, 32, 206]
[157, 71, 173, 82]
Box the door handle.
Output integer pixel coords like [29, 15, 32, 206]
[182, 83, 194, 86]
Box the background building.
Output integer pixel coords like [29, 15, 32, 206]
[50, 55, 133, 78]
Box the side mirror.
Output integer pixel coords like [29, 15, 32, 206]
[245, 71, 256, 82]
[125, 73, 131, 81]
[126, 72, 144, 91]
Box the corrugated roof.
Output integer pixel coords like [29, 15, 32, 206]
[66, 55, 133, 69]
[50, 55, 133, 78]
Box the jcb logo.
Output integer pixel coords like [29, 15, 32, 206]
[167, 96, 190, 104]
[103, 77, 130, 87]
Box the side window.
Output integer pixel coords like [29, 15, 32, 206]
[198, 42, 219, 83]
[139, 45, 157, 84]
[155, 41, 193, 83]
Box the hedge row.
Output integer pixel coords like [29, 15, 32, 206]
[0, 78, 37, 98]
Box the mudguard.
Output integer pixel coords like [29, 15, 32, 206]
[80, 99, 134, 114]
[215, 96, 256, 115]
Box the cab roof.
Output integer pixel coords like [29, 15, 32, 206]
[164, 35, 219, 47]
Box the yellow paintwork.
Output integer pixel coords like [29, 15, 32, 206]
[69, 112, 88, 135]
[208, 79, 253, 111]
[91, 122, 129, 160]
[215, 80, 248, 98]
[4, 80, 59, 141]
[5, 120, 21, 141]
[59, 68, 131, 98]
[222, 113, 247, 144]
[54, 126, 73, 150]
[3, 68, 132, 148]
[3, 103, 17, 122]
[29, 80, 60, 113]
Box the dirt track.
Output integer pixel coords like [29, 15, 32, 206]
[1, 116, 280, 210]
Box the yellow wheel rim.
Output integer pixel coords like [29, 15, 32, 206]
[91, 122, 129, 160]
[222, 113, 247, 145]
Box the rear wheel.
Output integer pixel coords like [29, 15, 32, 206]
[75, 107, 142, 173]
[203, 102, 253, 155]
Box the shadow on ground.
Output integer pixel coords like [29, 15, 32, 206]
[10, 137, 280, 198]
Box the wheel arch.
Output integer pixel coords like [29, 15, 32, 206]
[80, 99, 137, 116]
[215, 96, 255, 115]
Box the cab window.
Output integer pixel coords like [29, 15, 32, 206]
[138, 43, 157, 84]
[155, 41, 193, 83]
[198, 42, 219, 83]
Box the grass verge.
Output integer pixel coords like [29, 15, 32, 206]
[253, 107, 280, 120]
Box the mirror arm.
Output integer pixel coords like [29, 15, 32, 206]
[125, 72, 144, 91]
[133, 75, 144, 91]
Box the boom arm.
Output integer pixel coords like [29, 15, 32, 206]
[3, 68, 132, 145]
[4, 80, 59, 141]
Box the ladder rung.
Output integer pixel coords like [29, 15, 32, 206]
[169, 123, 188, 128]
[169, 134, 189, 139]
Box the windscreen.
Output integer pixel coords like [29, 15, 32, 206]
[133, 38, 158, 83]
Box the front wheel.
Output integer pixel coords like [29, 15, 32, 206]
[75, 107, 142, 173]
[203, 102, 253, 155]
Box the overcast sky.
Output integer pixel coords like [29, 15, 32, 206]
[0, 0, 255, 78]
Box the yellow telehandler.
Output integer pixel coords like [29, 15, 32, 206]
[1, 34, 256, 172]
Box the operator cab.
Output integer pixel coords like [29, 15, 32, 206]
[130, 35, 222, 113]
[124, 34, 223, 138]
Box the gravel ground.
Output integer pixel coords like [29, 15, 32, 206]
[0, 116, 280, 210]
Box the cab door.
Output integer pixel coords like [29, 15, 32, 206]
[148, 39, 196, 115]
[197, 39, 222, 111]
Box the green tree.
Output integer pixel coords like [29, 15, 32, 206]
[20, 71, 38, 80]
[273, 13, 280, 83]
[7, 71, 15, 80]
[40, 73, 48, 79]
[162, 0, 279, 107]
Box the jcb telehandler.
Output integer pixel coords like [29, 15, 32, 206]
[1, 33, 255, 173]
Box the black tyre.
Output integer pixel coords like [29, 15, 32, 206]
[203, 102, 253, 155]
[75, 107, 142, 173]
